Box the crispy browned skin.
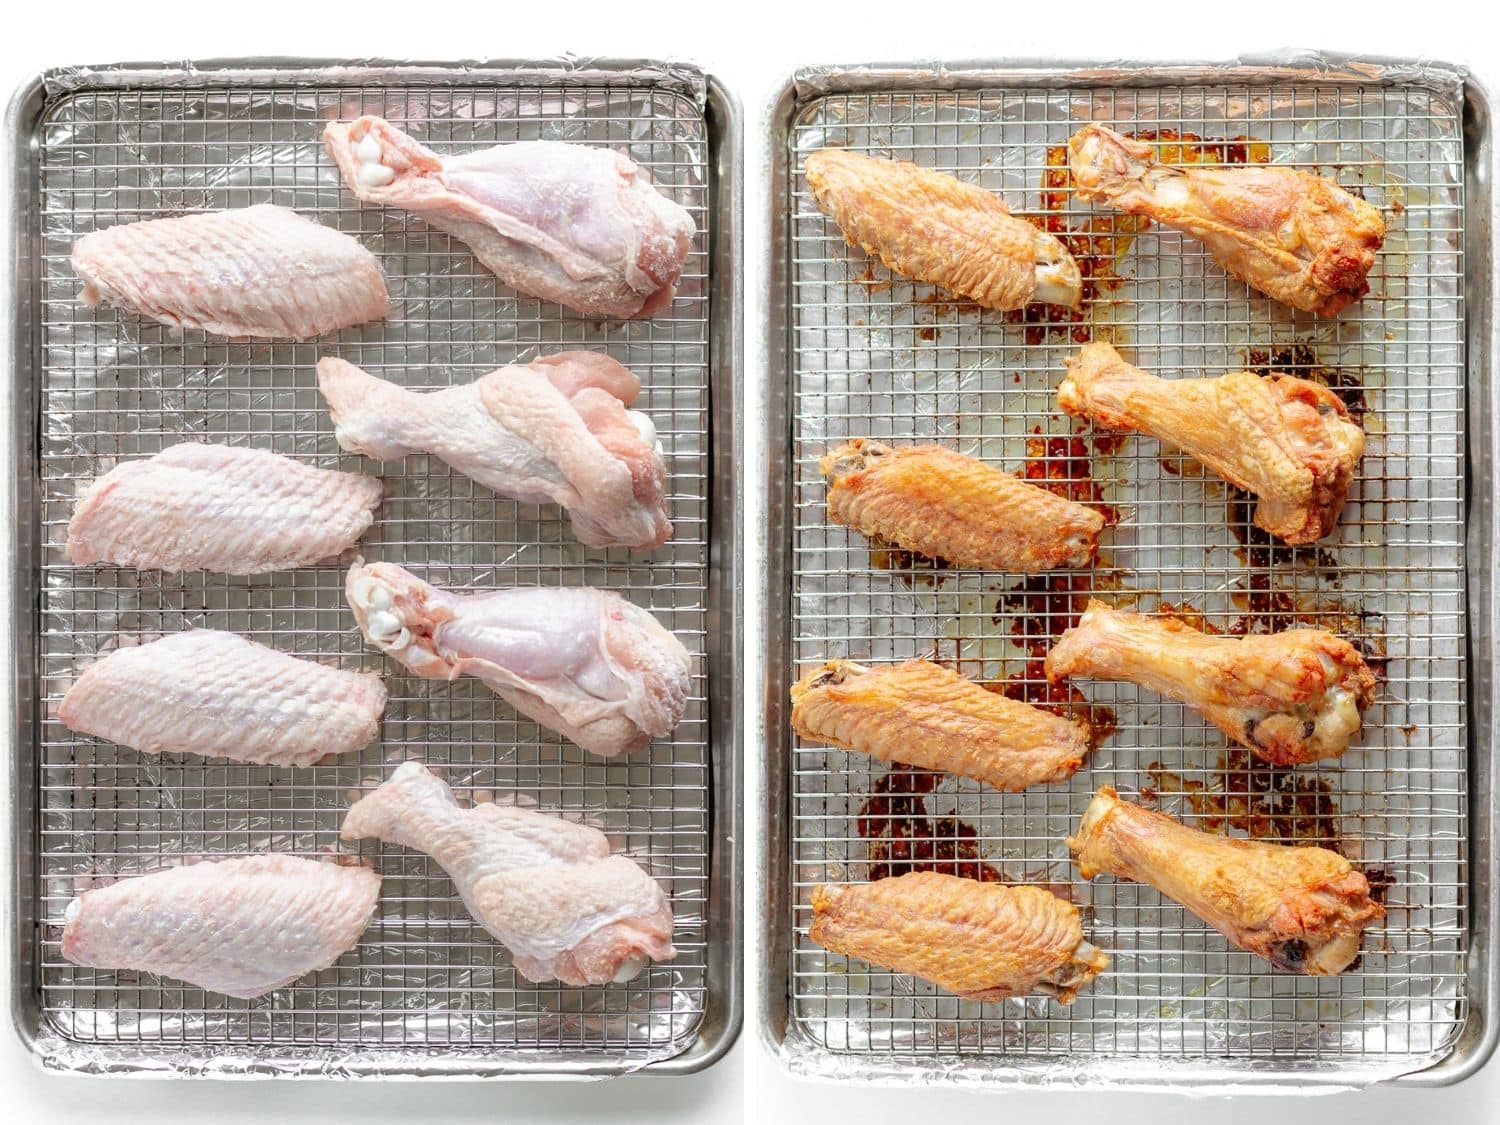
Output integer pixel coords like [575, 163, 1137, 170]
[821, 440, 1103, 571]
[810, 872, 1109, 1002]
[1068, 787, 1383, 974]
[1059, 342, 1363, 545]
[1069, 124, 1384, 317]
[804, 148, 1082, 311]
[791, 659, 1092, 791]
[1046, 600, 1376, 766]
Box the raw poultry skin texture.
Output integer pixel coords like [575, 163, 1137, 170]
[810, 872, 1108, 1003]
[59, 630, 387, 768]
[323, 116, 694, 319]
[790, 659, 1092, 791]
[61, 855, 380, 998]
[71, 204, 389, 339]
[1059, 342, 1364, 545]
[341, 761, 674, 985]
[1046, 600, 1375, 766]
[1069, 787, 1383, 974]
[804, 148, 1081, 311]
[1068, 124, 1384, 317]
[822, 439, 1103, 571]
[317, 351, 670, 549]
[65, 443, 382, 574]
[345, 561, 689, 757]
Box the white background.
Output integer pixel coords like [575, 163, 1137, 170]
[2, 2, 1495, 1122]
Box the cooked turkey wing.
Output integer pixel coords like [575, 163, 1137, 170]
[810, 872, 1108, 1003]
[1068, 124, 1384, 317]
[791, 659, 1092, 791]
[1045, 599, 1375, 766]
[1059, 342, 1363, 545]
[1068, 787, 1383, 975]
[804, 148, 1081, 311]
[821, 440, 1103, 571]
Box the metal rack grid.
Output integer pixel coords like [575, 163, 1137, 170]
[784, 84, 1467, 1070]
[30, 76, 712, 1067]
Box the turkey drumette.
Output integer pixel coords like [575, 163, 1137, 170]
[1068, 787, 1383, 975]
[1045, 599, 1376, 766]
[1059, 342, 1364, 545]
[1068, 124, 1384, 317]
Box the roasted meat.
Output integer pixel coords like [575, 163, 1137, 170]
[1045, 599, 1376, 766]
[804, 148, 1082, 310]
[790, 659, 1092, 791]
[810, 872, 1108, 1002]
[821, 439, 1103, 571]
[1059, 341, 1363, 544]
[1068, 787, 1383, 974]
[1068, 124, 1384, 317]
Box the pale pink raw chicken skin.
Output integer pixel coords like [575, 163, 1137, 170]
[59, 630, 387, 768]
[344, 561, 690, 757]
[71, 204, 389, 338]
[322, 116, 694, 319]
[340, 761, 675, 986]
[317, 350, 670, 549]
[61, 855, 380, 998]
[66, 443, 382, 574]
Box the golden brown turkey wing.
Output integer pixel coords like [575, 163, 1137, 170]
[1059, 342, 1363, 545]
[804, 149, 1081, 311]
[810, 872, 1108, 1002]
[1068, 787, 1383, 974]
[821, 440, 1103, 571]
[1045, 600, 1375, 766]
[791, 659, 1093, 792]
[1068, 124, 1384, 317]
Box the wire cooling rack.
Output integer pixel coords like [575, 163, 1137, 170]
[783, 82, 1467, 1074]
[27, 70, 714, 1072]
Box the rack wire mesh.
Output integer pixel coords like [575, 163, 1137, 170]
[29, 74, 713, 1069]
[783, 82, 1467, 1072]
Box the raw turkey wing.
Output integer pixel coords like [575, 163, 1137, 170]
[340, 761, 674, 985]
[323, 116, 693, 319]
[344, 561, 689, 757]
[71, 204, 388, 338]
[65, 443, 382, 574]
[61, 854, 380, 998]
[317, 351, 670, 549]
[59, 630, 387, 768]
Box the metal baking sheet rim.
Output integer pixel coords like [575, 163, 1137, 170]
[2, 57, 743, 1081]
[755, 53, 1499, 1091]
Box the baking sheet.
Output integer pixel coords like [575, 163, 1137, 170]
[8, 59, 740, 1078]
[762, 58, 1493, 1089]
